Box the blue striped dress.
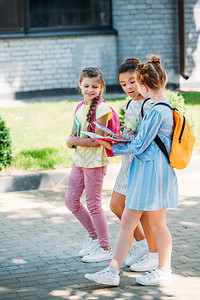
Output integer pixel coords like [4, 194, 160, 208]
[112, 102, 179, 211]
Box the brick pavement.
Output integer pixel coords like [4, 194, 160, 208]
[0, 156, 200, 300]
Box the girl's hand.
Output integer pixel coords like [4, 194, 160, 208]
[66, 132, 78, 148]
[95, 139, 113, 150]
[113, 133, 127, 140]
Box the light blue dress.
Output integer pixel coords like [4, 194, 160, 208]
[112, 102, 179, 211]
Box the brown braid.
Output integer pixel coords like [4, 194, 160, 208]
[79, 67, 105, 132]
[86, 96, 101, 131]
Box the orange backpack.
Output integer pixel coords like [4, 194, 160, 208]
[141, 101, 195, 169]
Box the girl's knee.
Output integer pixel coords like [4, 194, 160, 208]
[65, 191, 78, 213]
[87, 201, 103, 216]
[110, 201, 117, 214]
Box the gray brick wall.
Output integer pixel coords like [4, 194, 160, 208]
[180, 0, 200, 89]
[112, 0, 179, 85]
[0, 35, 117, 96]
[0, 0, 199, 96]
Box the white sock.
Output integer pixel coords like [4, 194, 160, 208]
[158, 268, 172, 275]
[137, 239, 147, 248]
[109, 267, 119, 275]
[149, 252, 159, 258]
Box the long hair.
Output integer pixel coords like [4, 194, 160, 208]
[79, 67, 105, 131]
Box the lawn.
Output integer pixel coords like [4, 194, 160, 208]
[0, 99, 125, 172]
[0, 92, 199, 173]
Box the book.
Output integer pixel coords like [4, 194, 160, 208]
[81, 131, 131, 142]
[74, 115, 81, 137]
[93, 121, 116, 135]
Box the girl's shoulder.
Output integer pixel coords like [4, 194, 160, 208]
[145, 101, 173, 122]
[96, 100, 112, 120]
[152, 101, 172, 115]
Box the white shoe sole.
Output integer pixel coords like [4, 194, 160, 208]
[136, 276, 173, 286]
[82, 254, 112, 263]
[130, 263, 158, 272]
[84, 275, 119, 286]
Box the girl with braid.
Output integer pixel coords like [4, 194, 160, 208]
[65, 67, 112, 263]
[84, 56, 179, 286]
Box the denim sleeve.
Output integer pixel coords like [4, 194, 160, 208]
[113, 109, 163, 156]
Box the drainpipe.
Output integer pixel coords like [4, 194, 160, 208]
[178, 0, 189, 79]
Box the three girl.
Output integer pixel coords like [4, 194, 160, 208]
[65, 67, 112, 263]
[111, 58, 159, 272]
[84, 55, 179, 286]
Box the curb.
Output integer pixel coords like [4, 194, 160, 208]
[0, 164, 121, 193]
[0, 155, 199, 193]
[0, 169, 71, 193]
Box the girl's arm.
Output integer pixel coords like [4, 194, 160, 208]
[97, 109, 164, 156]
[67, 114, 108, 148]
[66, 124, 76, 148]
[113, 109, 163, 156]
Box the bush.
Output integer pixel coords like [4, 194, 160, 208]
[119, 90, 191, 126]
[0, 116, 12, 170]
[166, 89, 185, 112]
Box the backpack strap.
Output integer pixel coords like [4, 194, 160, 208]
[153, 102, 174, 162]
[75, 100, 85, 114]
[125, 99, 132, 110]
[141, 101, 173, 162]
[154, 135, 169, 161]
[141, 98, 151, 118]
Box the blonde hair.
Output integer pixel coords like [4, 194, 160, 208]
[136, 55, 167, 90]
[79, 67, 105, 131]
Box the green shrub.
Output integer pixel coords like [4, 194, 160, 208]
[166, 90, 185, 112]
[119, 90, 191, 126]
[0, 116, 12, 170]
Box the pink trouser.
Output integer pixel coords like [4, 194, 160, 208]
[65, 164, 110, 247]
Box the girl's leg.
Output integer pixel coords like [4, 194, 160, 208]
[140, 212, 157, 253]
[147, 209, 172, 272]
[65, 165, 97, 239]
[84, 166, 110, 249]
[110, 191, 125, 219]
[110, 191, 145, 241]
[110, 208, 143, 271]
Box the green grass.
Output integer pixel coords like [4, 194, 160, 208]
[180, 92, 200, 149]
[181, 91, 200, 105]
[0, 99, 125, 172]
[0, 92, 199, 172]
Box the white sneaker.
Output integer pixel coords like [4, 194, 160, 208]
[82, 247, 112, 263]
[136, 269, 173, 286]
[130, 253, 159, 272]
[125, 244, 149, 266]
[85, 267, 120, 286]
[79, 236, 98, 257]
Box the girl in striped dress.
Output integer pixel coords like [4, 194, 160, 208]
[84, 55, 179, 286]
[110, 58, 159, 271]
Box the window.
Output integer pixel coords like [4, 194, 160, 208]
[0, 0, 114, 37]
[0, 0, 22, 31]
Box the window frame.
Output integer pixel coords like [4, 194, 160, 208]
[0, 0, 116, 39]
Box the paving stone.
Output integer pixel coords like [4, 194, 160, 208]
[0, 159, 200, 299]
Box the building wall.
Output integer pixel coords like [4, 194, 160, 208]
[0, 0, 200, 98]
[112, 0, 179, 86]
[180, 0, 200, 90]
[0, 35, 117, 98]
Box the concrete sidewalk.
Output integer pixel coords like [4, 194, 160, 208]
[0, 157, 200, 299]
